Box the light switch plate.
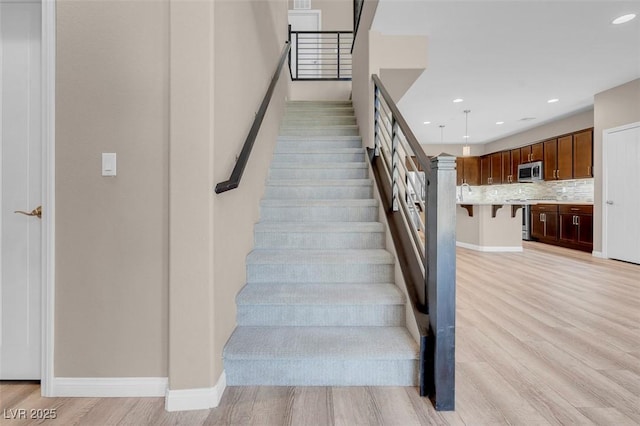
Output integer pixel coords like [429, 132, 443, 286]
[102, 153, 117, 176]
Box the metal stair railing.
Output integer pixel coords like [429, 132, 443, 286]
[288, 27, 353, 81]
[370, 74, 457, 411]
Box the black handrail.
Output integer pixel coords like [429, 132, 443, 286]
[353, 0, 365, 51]
[215, 41, 291, 194]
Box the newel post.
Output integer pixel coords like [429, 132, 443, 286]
[426, 154, 457, 410]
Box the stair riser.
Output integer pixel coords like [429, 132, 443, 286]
[237, 305, 405, 326]
[260, 205, 378, 222]
[276, 140, 361, 150]
[247, 264, 394, 283]
[280, 128, 359, 137]
[272, 153, 365, 163]
[283, 107, 355, 115]
[255, 231, 384, 249]
[225, 359, 418, 386]
[282, 117, 357, 126]
[264, 186, 372, 200]
[269, 168, 369, 179]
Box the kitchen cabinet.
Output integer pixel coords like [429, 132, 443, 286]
[544, 136, 573, 180]
[481, 153, 502, 185]
[521, 142, 543, 163]
[456, 156, 480, 185]
[573, 129, 593, 178]
[502, 149, 521, 183]
[531, 204, 558, 242]
[559, 205, 593, 251]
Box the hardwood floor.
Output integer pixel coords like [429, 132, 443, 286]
[1, 242, 638, 425]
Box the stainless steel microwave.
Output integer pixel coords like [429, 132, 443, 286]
[518, 161, 544, 182]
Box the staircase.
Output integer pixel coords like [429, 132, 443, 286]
[223, 100, 419, 386]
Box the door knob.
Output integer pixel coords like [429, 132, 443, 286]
[606, 200, 614, 205]
[14, 206, 42, 219]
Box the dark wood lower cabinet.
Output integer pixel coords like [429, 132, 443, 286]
[558, 205, 593, 251]
[531, 204, 593, 252]
[531, 204, 559, 243]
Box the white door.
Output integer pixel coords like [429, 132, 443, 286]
[0, 0, 42, 379]
[604, 123, 640, 264]
[288, 10, 320, 79]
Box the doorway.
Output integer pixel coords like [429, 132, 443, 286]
[288, 10, 321, 79]
[603, 122, 640, 264]
[1, 0, 54, 394]
[0, 0, 42, 380]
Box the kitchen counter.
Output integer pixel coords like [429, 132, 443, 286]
[456, 203, 524, 252]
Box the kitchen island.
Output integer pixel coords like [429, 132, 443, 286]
[456, 202, 531, 252]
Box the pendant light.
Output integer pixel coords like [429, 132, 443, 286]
[439, 124, 445, 144]
[462, 110, 471, 156]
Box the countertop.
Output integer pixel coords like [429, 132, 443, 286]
[456, 200, 594, 206]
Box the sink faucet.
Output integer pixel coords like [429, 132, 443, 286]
[458, 183, 471, 202]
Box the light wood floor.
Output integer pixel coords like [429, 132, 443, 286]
[1, 242, 639, 425]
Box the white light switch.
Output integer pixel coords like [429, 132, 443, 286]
[102, 153, 117, 176]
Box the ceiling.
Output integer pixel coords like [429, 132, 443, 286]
[371, 1, 640, 145]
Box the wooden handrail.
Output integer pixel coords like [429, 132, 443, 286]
[215, 42, 291, 194]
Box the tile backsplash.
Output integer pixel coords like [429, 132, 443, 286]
[458, 178, 594, 203]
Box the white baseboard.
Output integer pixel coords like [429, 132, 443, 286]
[164, 371, 226, 412]
[52, 377, 168, 397]
[592, 251, 604, 258]
[456, 241, 523, 253]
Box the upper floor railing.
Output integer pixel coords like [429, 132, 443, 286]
[288, 28, 353, 81]
[370, 74, 457, 410]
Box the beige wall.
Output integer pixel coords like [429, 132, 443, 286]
[168, 0, 216, 391]
[351, 0, 378, 147]
[55, 0, 169, 377]
[421, 143, 485, 158]
[55, 0, 289, 388]
[288, 0, 352, 29]
[593, 78, 640, 253]
[484, 109, 594, 154]
[211, 0, 289, 384]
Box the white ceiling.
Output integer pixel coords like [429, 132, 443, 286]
[372, 0, 640, 144]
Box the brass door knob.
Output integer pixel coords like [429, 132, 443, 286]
[14, 206, 42, 219]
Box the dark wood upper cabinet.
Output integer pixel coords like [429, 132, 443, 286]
[510, 148, 521, 181]
[573, 129, 593, 178]
[543, 138, 558, 180]
[479, 128, 593, 185]
[521, 142, 543, 163]
[501, 151, 512, 183]
[456, 156, 480, 186]
[481, 155, 491, 185]
[556, 135, 573, 180]
[491, 153, 502, 184]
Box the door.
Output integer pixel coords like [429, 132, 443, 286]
[0, 0, 42, 379]
[605, 123, 640, 264]
[289, 10, 320, 79]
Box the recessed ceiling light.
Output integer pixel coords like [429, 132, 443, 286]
[463, 135, 469, 139]
[453, 98, 464, 103]
[520, 117, 537, 121]
[547, 98, 559, 103]
[612, 13, 636, 25]
[496, 121, 504, 125]
[423, 121, 431, 124]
